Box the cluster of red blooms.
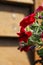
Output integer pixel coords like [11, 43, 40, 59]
[17, 5, 43, 52]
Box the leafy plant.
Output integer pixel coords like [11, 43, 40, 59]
[17, 5, 43, 56]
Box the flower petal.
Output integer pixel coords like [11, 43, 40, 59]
[20, 13, 35, 28]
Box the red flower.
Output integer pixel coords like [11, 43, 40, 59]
[40, 32, 43, 38]
[18, 45, 35, 52]
[18, 45, 31, 52]
[17, 27, 32, 43]
[40, 32, 43, 42]
[35, 6, 43, 13]
[20, 13, 35, 28]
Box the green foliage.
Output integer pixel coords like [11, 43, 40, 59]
[28, 38, 34, 45]
[28, 13, 43, 49]
[41, 21, 43, 31]
[41, 21, 43, 25]
[26, 26, 31, 31]
[41, 12, 43, 16]
[29, 11, 43, 56]
[37, 48, 43, 56]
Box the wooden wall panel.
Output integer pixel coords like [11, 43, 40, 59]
[0, 4, 29, 37]
[0, 47, 30, 65]
[35, 0, 43, 9]
[1, 0, 34, 4]
[0, 38, 30, 65]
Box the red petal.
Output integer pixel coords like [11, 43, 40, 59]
[40, 32, 43, 38]
[26, 31, 32, 37]
[17, 33, 20, 36]
[20, 13, 35, 28]
[23, 37, 28, 43]
[19, 37, 23, 42]
[23, 46, 30, 52]
[41, 38, 43, 42]
[20, 27, 25, 33]
[35, 6, 43, 12]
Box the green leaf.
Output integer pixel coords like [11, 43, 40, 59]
[31, 34, 40, 42]
[41, 21, 43, 26]
[35, 16, 38, 19]
[26, 26, 31, 31]
[41, 12, 43, 16]
[37, 48, 43, 56]
[37, 41, 43, 45]
[40, 26, 43, 30]
[32, 22, 39, 26]
[28, 38, 33, 45]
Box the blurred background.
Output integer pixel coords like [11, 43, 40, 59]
[0, 0, 43, 65]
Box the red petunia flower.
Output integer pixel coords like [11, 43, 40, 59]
[40, 32, 43, 42]
[20, 13, 35, 28]
[35, 6, 43, 13]
[40, 32, 43, 38]
[17, 27, 32, 43]
[18, 45, 31, 52]
[18, 45, 35, 52]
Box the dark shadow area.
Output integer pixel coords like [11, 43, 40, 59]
[0, 4, 29, 16]
[0, 2, 33, 15]
[0, 0, 34, 6]
[0, 0, 34, 16]
[0, 37, 19, 46]
[27, 48, 35, 65]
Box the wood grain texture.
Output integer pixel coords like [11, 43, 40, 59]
[35, 0, 43, 9]
[0, 47, 30, 65]
[1, 0, 34, 4]
[0, 38, 33, 65]
[0, 4, 29, 37]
